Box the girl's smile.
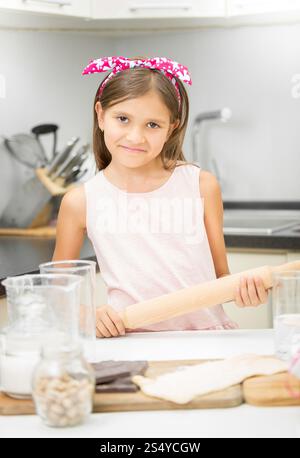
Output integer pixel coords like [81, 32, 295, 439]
[120, 145, 147, 153]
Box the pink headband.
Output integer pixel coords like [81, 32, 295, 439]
[82, 56, 192, 107]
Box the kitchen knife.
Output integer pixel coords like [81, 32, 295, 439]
[63, 152, 88, 176]
[64, 167, 89, 186]
[50, 144, 89, 180]
[63, 166, 81, 184]
[73, 167, 88, 182]
[46, 137, 79, 177]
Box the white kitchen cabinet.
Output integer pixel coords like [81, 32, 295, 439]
[287, 251, 300, 262]
[226, 249, 288, 274]
[227, 0, 300, 17]
[91, 0, 226, 20]
[1, 0, 300, 30]
[0, 295, 8, 328]
[0, 0, 90, 18]
[223, 249, 287, 329]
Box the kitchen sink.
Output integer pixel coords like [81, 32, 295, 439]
[223, 210, 300, 235]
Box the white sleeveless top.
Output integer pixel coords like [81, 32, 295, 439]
[84, 163, 237, 331]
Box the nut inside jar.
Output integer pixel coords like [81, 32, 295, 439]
[32, 344, 95, 427]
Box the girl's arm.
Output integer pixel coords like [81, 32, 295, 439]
[53, 185, 126, 338]
[200, 170, 268, 307]
[200, 170, 229, 279]
[52, 186, 86, 261]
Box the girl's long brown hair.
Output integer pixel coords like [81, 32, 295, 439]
[93, 61, 190, 171]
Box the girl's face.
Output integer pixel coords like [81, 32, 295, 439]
[95, 91, 178, 169]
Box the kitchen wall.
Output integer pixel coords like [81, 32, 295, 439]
[114, 24, 300, 201]
[1, 22, 300, 210]
[0, 30, 116, 215]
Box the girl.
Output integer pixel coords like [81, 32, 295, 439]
[53, 56, 268, 338]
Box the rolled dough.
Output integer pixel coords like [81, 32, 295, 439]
[132, 354, 288, 404]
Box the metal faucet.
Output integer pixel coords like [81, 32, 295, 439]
[192, 107, 232, 166]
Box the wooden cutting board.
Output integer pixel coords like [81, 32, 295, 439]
[2, 359, 298, 415]
[0, 359, 242, 415]
[243, 372, 300, 406]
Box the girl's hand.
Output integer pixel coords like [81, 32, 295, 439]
[235, 276, 268, 307]
[96, 305, 126, 338]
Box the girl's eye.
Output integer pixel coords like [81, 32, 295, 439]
[117, 116, 128, 123]
[148, 122, 160, 129]
[116, 117, 159, 129]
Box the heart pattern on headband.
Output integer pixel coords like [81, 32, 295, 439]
[82, 56, 192, 105]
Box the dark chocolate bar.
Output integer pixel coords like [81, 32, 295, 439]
[92, 360, 148, 393]
[95, 376, 138, 393]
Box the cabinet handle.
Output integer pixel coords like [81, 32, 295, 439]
[22, 0, 72, 7]
[129, 3, 192, 12]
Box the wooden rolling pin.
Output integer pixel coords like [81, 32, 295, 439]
[119, 261, 300, 330]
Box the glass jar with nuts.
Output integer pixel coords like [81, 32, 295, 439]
[32, 343, 95, 427]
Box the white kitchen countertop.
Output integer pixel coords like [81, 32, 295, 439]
[0, 329, 300, 438]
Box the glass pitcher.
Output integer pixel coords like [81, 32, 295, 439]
[39, 261, 97, 361]
[272, 271, 300, 361]
[0, 274, 81, 398]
